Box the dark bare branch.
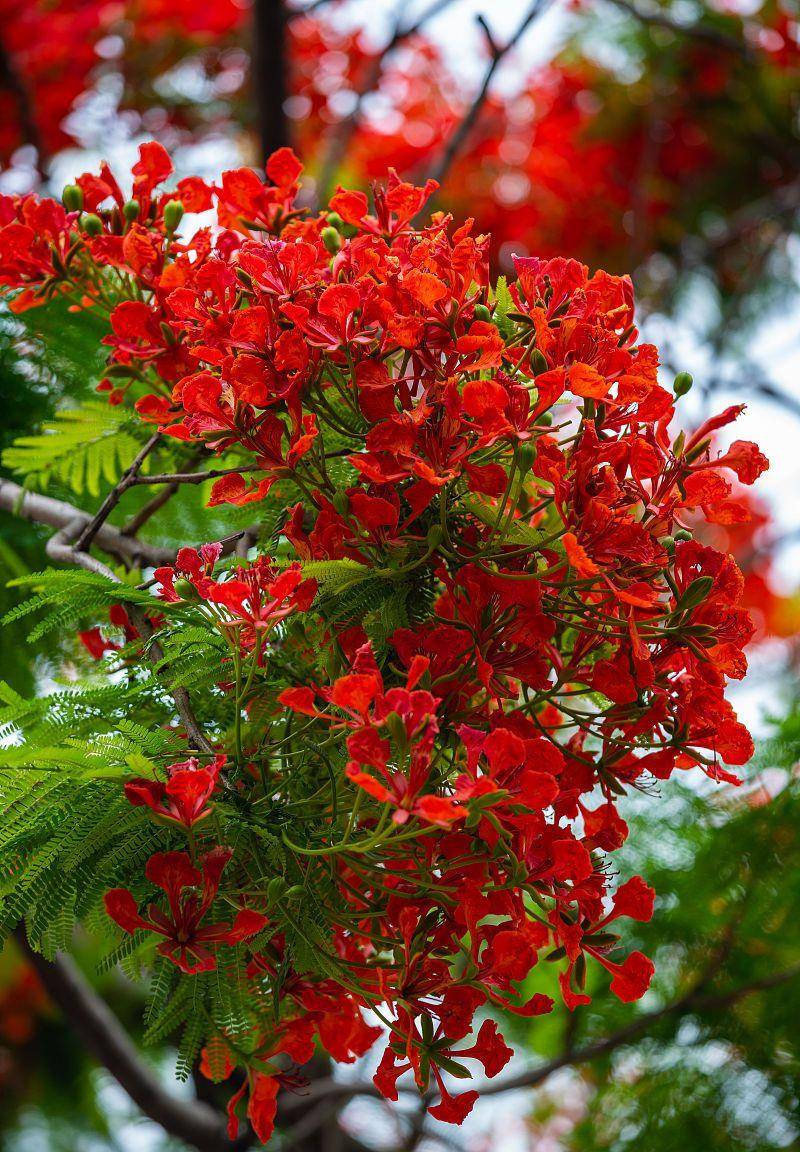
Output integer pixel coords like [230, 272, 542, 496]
[252, 0, 290, 165]
[314, 0, 459, 202]
[606, 0, 756, 59]
[16, 927, 236, 1152]
[75, 432, 162, 553]
[426, 1, 551, 190]
[0, 37, 45, 169]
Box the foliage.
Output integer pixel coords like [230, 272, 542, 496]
[0, 144, 772, 1145]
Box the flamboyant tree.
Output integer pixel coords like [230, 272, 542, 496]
[0, 2, 797, 302]
[0, 139, 769, 1147]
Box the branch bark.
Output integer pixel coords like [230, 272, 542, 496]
[0, 479, 256, 570]
[0, 36, 45, 170]
[253, 0, 290, 164]
[0, 479, 176, 569]
[16, 927, 239, 1152]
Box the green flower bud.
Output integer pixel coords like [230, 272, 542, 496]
[82, 213, 103, 237]
[267, 876, 286, 904]
[163, 199, 185, 233]
[673, 371, 693, 396]
[531, 348, 549, 375]
[332, 492, 350, 517]
[425, 524, 443, 550]
[537, 411, 553, 427]
[674, 528, 693, 542]
[321, 225, 342, 255]
[173, 578, 201, 602]
[62, 184, 84, 213]
[676, 575, 714, 612]
[326, 212, 345, 231]
[517, 441, 537, 474]
[658, 534, 675, 554]
[473, 303, 492, 324]
[123, 200, 140, 223]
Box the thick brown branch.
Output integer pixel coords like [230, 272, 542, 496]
[426, 1, 550, 190]
[16, 928, 237, 1152]
[0, 37, 45, 166]
[0, 479, 176, 569]
[253, 0, 290, 164]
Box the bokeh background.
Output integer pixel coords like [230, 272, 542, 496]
[0, 2, 798, 1149]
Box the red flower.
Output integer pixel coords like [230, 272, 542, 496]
[124, 755, 226, 829]
[104, 848, 267, 974]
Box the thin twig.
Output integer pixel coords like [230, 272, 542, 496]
[43, 516, 216, 754]
[314, 0, 459, 202]
[75, 432, 162, 552]
[606, 0, 756, 60]
[129, 466, 254, 487]
[121, 448, 209, 537]
[426, 1, 551, 190]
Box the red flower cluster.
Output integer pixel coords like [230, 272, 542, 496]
[0, 145, 768, 1141]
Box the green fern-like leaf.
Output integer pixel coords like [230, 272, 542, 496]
[3, 401, 148, 496]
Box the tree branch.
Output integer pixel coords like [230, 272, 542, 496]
[605, 0, 756, 60]
[289, 962, 800, 1111]
[314, 0, 459, 203]
[0, 479, 257, 570]
[252, 0, 290, 164]
[0, 479, 176, 569]
[426, 0, 551, 190]
[75, 432, 163, 552]
[0, 36, 45, 169]
[16, 927, 238, 1152]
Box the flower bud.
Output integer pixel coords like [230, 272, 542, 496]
[516, 441, 537, 474]
[163, 199, 185, 233]
[537, 411, 553, 427]
[673, 371, 693, 396]
[267, 876, 286, 904]
[62, 184, 83, 213]
[321, 226, 342, 255]
[473, 303, 492, 324]
[531, 348, 548, 375]
[173, 578, 201, 602]
[426, 524, 443, 550]
[676, 575, 714, 612]
[332, 492, 350, 517]
[326, 212, 345, 231]
[384, 711, 408, 750]
[674, 528, 693, 542]
[658, 534, 675, 554]
[82, 213, 103, 237]
[123, 200, 140, 223]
